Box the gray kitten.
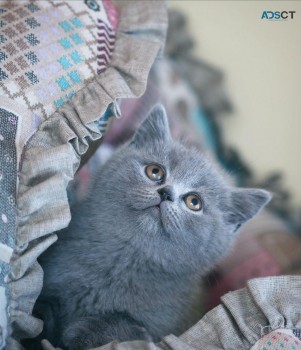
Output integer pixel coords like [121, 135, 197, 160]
[33, 105, 270, 349]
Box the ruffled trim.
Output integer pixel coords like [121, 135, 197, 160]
[7, 1, 167, 348]
[161, 275, 301, 350]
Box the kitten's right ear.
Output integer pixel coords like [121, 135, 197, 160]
[131, 104, 171, 147]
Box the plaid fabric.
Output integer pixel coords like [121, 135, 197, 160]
[0, 0, 117, 124]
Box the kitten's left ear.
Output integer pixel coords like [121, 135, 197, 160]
[227, 188, 272, 231]
[131, 104, 171, 147]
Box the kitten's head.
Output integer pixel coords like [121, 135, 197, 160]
[92, 105, 271, 273]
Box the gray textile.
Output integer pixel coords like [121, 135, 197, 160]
[1, 1, 167, 349]
[0, 109, 18, 349]
[95, 276, 301, 350]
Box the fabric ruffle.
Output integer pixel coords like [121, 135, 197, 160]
[6, 1, 167, 349]
[95, 276, 301, 350]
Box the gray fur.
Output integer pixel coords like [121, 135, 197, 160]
[33, 105, 271, 349]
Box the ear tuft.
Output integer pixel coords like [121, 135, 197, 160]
[131, 104, 171, 147]
[227, 188, 272, 230]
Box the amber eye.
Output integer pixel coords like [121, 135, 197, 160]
[184, 194, 202, 211]
[145, 164, 165, 182]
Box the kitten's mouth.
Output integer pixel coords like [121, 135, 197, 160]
[150, 203, 161, 214]
[148, 203, 168, 231]
[154, 202, 163, 211]
[147, 202, 163, 220]
[151, 204, 163, 224]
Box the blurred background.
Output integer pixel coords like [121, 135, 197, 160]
[75, 0, 301, 312]
[170, 0, 301, 207]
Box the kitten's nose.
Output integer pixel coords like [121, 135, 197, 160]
[158, 186, 174, 202]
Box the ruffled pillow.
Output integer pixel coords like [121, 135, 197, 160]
[0, 1, 167, 349]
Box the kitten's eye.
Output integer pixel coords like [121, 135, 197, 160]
[145, 164, 165, 182]
[184, 194, 202, 211]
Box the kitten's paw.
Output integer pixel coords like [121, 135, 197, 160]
[62, 314, 153, 349]
[63, 324, 153, 349]
[124, 325, 153, 343]
[62, 319, 95, 350]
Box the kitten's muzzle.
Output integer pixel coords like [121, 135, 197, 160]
[158, 186, 174, 202]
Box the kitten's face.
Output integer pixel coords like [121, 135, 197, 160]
[93, 106, 270, 272]
[120, 144, 227, 245]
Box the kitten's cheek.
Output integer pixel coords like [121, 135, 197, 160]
[125, 191, 161, 210]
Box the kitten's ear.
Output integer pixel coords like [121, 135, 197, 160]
[131, 104, 171, 147]
[227, 188, 272, 230]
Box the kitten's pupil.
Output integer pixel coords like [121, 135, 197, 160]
[152, 168, 159, 175]
[191, 198, 198, 206]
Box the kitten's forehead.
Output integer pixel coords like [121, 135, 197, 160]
[169, 144, 223, 188]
